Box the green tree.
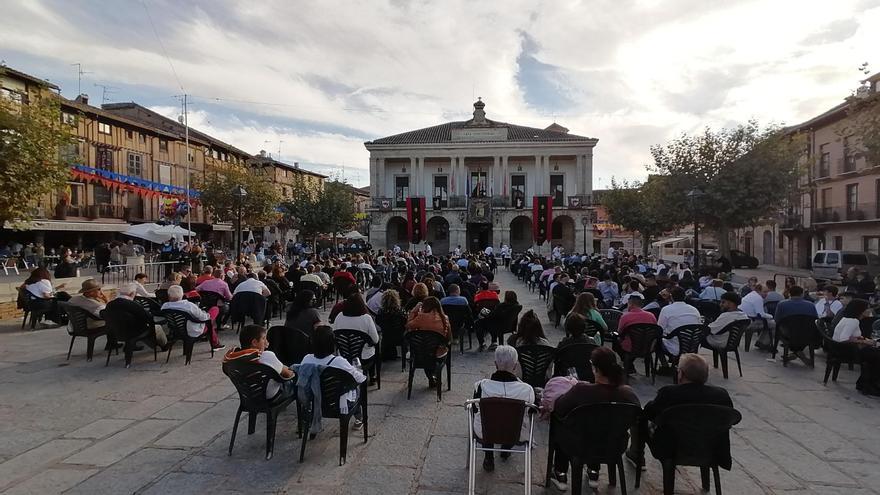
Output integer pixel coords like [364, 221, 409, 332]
[839, 90, 880, 166]
[648, 122, 804, 257]
[196, 165, 281, 228]
[280, 177, 355, 249]
[602, 176, 683, 256]
[0, 92, 73, 227]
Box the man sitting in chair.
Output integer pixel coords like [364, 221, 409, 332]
[223, 324, 295, 400]
[161, 285, 224, 352]
[473, 345, 535, 473]
[626, 354, 733, 470]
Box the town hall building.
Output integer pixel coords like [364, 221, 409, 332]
[365, 99, 598, 255]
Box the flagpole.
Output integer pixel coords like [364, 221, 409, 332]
[184, 94, 192, 244]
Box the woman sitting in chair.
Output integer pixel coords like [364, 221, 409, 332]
[405, 296, 451, 386]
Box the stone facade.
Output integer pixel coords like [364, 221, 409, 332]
[365, 100, 597, 255]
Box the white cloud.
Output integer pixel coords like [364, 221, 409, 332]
[1, 0, 878, 187]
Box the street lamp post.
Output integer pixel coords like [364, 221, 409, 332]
[687, 188, 705, 271]
[580, 216, 589, 254]
[232, 185, 248, 261]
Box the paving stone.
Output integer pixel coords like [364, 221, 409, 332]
[775, 421, 873, 462]
[65, 447, 189, 495]
[363, 416, 433, 467]
[140, 472, 229, 495]
[2, 467, 99, 495]
[151, 401, 212, 421]
[63, 419, 179, 467]
[184, 382, 235, 403]
[737, 428, 856, 485]
[65, 419, 134, 439]
[0, 439, 91, 491]
[114, 395, 180, 420]
[153, 399, 238, 448]
[342, 464, 416, 495]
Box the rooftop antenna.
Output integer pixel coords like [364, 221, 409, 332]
[70, 63, 91, 96]
[263, 140, 273, 159]
[277, 139, 284, 163]
[859, 62, 870, 75]
[94, 83, 117, 104]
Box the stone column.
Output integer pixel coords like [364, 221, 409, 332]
[492, 156, 500, 196]
[583, 152, 593, 200]
[409, 157, 416, 197]
[377, 157, 385, 198]
[501, 156, 509, 197]
[575, 154, 583, 197]
[534, 155, 541, 196]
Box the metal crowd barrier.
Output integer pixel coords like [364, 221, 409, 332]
[101, 260, 181, 287]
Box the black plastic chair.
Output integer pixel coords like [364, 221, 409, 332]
[223, 359, 296, 460]
[554, 342, 597, 382]
[18, 288, 51, 330]
[651, 404, 742, 495]
[267, 325, 310, 365]
[162, 309, 215, 365]
[547, 402, 641, 495]
[443, 304, 474, 353]
[197, 290, 223, 311]
[494, 304, 522, 347]
[404, 330, 450, 401]
[623, 323, 661, 384]
[334, 329, 381, 390]
[298, 366, 368, 465]
[135, 296, 166, 326]
[230, 292, 268, 333]
[743, 317, 768, 352]
[664, 324, 709, 384]
[818, 319, 861, 385]
[552, 293, 574, 328]
[59, 302, 108, 362]
[298, 280, 325, 311]
[154, 288, 169, 304]
[773, 314, 821, 366]
[708, 320, 750, 379]
[599, 309, 623, 338]
[517, 344, 556, 388]
[584, 318, 605, 342]
[695, 301, 721, 324]
[101, 305, 157, 368]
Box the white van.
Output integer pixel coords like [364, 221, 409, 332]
[811, 250, 880, 283]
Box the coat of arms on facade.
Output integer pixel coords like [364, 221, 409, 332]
[468, 197, 492, 224]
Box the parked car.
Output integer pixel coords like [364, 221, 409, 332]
[707, 249, 759, 269]
[811, 250, 880, 283]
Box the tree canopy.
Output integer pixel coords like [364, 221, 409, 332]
[648, 121, 804, 256]
[196, 165, 281, 228]
[280, 177, 356, 245]
[602, 175, 683, 255]
[839, 90, 880, 166]
[0, 92, 73, 227]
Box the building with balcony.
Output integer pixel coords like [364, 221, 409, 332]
[737, 72, 880, 269]
[365, 99, 596, 254]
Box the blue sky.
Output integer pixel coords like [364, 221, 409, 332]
[2, 0, 879, 188]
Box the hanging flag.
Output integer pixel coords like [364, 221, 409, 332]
[533, 196, 552, 245]
[406, 197, 427, 243]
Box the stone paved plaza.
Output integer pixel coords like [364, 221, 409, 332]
[0, 268, 878, 494]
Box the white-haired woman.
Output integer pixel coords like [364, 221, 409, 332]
[472, 345, 535, 473]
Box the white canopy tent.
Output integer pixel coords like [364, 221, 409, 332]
[342, 231, 366, 240]
[123, 223, 194, 244]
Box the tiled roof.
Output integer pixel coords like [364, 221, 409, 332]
[0, 66, 60, 90]
[367, 118, 594, 145]
[247, 156, 328, 178]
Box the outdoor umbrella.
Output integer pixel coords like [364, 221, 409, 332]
[343, 231, 366, 240]
[122, 223, 168, 244]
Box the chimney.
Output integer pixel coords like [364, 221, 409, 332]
[259, 150, 267, 158]
[294, 162, 299, 169]
[75, 94, 89, 105]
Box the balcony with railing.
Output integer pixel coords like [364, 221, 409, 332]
[51, 204, 130, 221]
[813, 203, 880, 224]
[368, 194, 597, 213]
[838, 155, 858, 175]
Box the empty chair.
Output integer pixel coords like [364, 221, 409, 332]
[774, 314, 821, 367]
[651, 404, 742, 495]
[622, 323, 661, 384]
[663, 324, 709, 384]
[517, 345, 556, 388]
[223, 359, 297, 460]
[59, 302, 108, 362]
[135, 296, 166, 325]
[298, 367, 368, 465]
[466, 397, 539, 495]
[404, 330, 450, 401]
[334, 329, 381, 389]
[548, 402, 641, 495]
[162, 309, 215, 365]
